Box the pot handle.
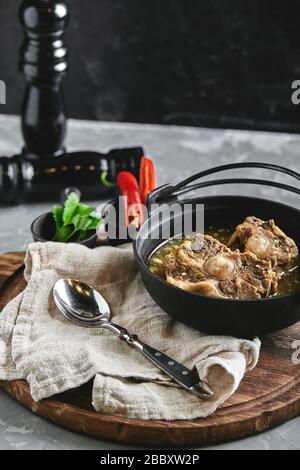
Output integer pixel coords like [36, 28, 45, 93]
[147, 162, 300, 212]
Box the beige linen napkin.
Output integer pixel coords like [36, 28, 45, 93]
[0, 242, 260, 420]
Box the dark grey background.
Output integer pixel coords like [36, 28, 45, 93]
[1, 0, 300, 132]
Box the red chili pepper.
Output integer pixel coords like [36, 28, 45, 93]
[139, 156, 156, 205]
[117, 171, 144, 228]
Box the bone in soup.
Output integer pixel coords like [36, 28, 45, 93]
[148, 219, 299, 300]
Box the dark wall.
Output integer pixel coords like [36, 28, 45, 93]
[0, 0, 300, 132]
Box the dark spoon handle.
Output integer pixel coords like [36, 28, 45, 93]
[104, 322, 213, 399]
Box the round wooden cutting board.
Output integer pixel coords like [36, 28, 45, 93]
[1, 252, 300, 447]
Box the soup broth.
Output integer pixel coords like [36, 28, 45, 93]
[148, 226, 300, 297]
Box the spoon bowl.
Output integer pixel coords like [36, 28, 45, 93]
[53, 279, 111, 326]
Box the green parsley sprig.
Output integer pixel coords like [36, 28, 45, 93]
[52, 192, 102, 243]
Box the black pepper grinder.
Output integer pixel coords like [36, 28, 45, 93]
[19, 0, 69, 159]
[0, 0, 143, 204]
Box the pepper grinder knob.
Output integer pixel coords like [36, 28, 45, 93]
[19, 0, 69, 160]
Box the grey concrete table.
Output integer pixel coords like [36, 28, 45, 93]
[0, 114, 299, 450]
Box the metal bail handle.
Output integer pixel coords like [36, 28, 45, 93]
[148, 163, 300, 211]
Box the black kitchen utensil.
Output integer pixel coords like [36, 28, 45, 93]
[0, 1, 144, 204]
[133, 162, 300, 338]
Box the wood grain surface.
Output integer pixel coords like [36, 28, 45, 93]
[0, 252, 300, 447]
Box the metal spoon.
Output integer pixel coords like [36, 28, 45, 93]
[53, 279, 213, 399]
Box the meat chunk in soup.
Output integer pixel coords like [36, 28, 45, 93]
[228, 216, 298, 274]
[163, 234, 278, 299]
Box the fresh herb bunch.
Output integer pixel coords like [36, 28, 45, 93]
[52, 192, 102, 243]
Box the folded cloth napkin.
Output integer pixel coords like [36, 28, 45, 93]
[0, 242, 260, 420]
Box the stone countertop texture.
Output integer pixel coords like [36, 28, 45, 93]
[0, 114, 299, 450]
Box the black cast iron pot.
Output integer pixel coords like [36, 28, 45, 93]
[133, 162, 300, 338]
